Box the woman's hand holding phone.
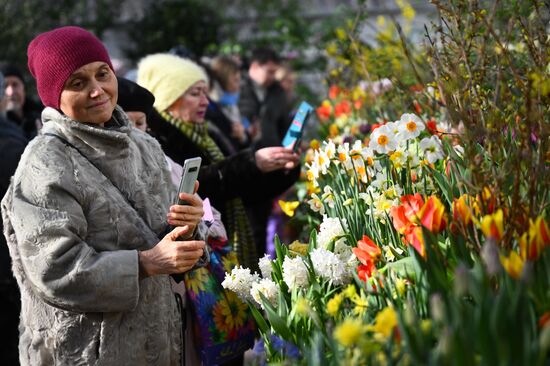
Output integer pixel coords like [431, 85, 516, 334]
[138, 225, 206, 278]
[255, 146, 299, 172]
[167, 181, 204, 238]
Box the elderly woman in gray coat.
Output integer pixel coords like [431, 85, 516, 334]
[1, 26, 207, 366]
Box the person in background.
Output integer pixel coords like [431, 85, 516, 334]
[275, 63, 298, 110]
[116, 76, 154, 133]
[206, 55, 250, 152]
[238, 47, 290, 149]
[2, 26, 208, 366]
[238, 48, 295, 256]
[137, 53, 300, 272]
[0, 63, 43, 139]
[0, 71, 28, 366]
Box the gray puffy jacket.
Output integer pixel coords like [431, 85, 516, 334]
[2, 107, 186, 365]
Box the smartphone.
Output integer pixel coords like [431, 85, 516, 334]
[281, 101, 313, 152]
[175, 157, 202, 205]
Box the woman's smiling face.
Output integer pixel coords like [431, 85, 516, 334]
[59, 61, 118, 126]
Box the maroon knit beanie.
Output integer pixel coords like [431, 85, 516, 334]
[27, 26, 113, 109]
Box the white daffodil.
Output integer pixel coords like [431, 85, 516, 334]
[389, 149, 408, 169]
[323, 140, 337, 160]
[385, 121, 400, 137]
[369, 125, 398, 154]
[314, 149, 331, 175]
[419, 135, 445, 163]
[321, 186, 336, 209]
[308, 193, 325, 214]
[397, 113, 425, 141]
[305, 162, 320, 187]
[336, 142, 353, 171]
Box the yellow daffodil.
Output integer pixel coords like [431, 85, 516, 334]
[351, 292, 369, 317]
[310, 139, 320, 150]
[278, 200, 300, 217]
[333, 318, 365, 347]
[368, 307, 398, 338]
[500, 251, 524, 279]
[329, 123, 339, 137]
[395, 278, 407, 296]
[295, 297, 310, 316]
[343, 284, 357, 299]
[335, 27, 347, 41]
[327, 293, 344, 318]
[289, 241, 309, 256]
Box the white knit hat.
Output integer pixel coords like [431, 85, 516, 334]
[137, 53, 208, 112]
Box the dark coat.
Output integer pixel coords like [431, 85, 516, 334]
[205, 99, 251, 152]
[146, 109, 299, 212]
[238, 76, 291, 149]
[6, 97, 43, 140]
[0, 115, 27, 365]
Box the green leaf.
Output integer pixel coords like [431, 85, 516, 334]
[247, 300, 269, 334]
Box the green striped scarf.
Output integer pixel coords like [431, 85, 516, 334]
[160, 110, 258, 271]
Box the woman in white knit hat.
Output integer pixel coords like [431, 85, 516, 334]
[137, 54, 300, 277]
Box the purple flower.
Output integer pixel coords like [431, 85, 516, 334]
[269, 334, 301, 359]
[359, 123, 371, 135]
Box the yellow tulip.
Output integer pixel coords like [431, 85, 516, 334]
[500, 251, 524, 279]
[481, 209, 504, 241]
[452, 194, 474, 226]
[519, 216, 550, 260]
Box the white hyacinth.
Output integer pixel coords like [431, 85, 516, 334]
[282, 256, 309, 290]
[317, 215, 348, 249]
[251, 278, 279, 309]
[258, 254, 273, 279]
[310, 248, 351, 285]
[222, 266, 260, 302]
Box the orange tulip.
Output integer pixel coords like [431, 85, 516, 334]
[334, 100, 352, 117]
[417, 196, 447, 233]
[353, 235, 382, 281]
[354, 235, 382, 264]
[404, 226, 425, 258]
[328, 85, 341, 100]
[316, 101, 332, 121]
[401, 193, 424, 221]
[539, 311, 550, 329]
[390, 205, 412, 234]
